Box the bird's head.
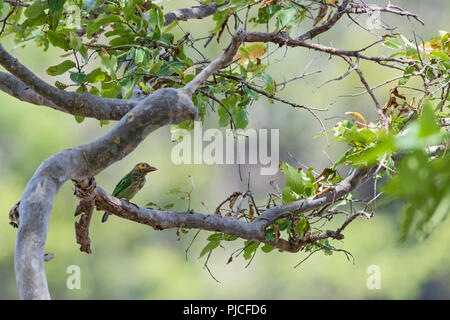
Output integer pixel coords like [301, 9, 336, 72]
[132, 162, 158, 175]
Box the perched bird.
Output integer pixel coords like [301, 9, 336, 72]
[102, 162, 157, 223]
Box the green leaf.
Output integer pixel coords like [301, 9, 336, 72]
[294, 217, 307, 236]
[207, 233, 224, 241]
[398, 203, 416, 243]
[398, 66, 415, 85]
[46, 60, 76, 76]
[224, 234, 238, 241]
[86, 14, 122, 38]
[233, 107, 248, 129]
[24, 1, 46, 19]
[277, 219, 291, 231]
[383, 36, 402, 50]
[130, 47, 149, 65]
[431, 50, 449, 61]
[405, 44, 417, 56]
[47, 30, 70, 50]
[282, 186, 300, 204]
[199, 240, 220, 258]
[164, 203, 174, 209]
[347, 136, 395, 165]
[85, 68, 106, 83]
[280, 162, 305, 195]
[262, 73, 275, 95]
[244, 86, 259, 100]
[243, 241, 260, 260]
[276, 7, 298, 30]
[120, 77, 134, 92]
[261, 244, 274, 253]
[101, 54, 118, 78]
[150, 59, 164, 74]
[48, 0, 66, 14]
[74, 115, 85, 123]
[101, 80, 121, 98]
[218, 105, 231, 127]
[149, 6, 163, 30]
[209, 9, 231, 33]
[69, 72, 86, 84]
[264, 227, 275, 241]
[89, 86, 100, 96]
[419, 100, 440, 137]
[421, 190, 450, 236]
[69, 32, 82, 50]
[54, 81, 68, 89]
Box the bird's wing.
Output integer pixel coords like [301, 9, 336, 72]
[112, 174, 133, 197]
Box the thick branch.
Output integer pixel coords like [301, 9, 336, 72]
[0, 44, 136, 120]
[0, 72, 65, 112]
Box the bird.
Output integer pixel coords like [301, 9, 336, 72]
[102, 162, 157, 223]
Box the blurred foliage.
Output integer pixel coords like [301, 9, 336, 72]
[0, 0, 449, 299]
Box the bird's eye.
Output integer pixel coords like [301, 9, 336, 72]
[139, 163, 147, 169]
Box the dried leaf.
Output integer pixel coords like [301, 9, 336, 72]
[314, 4, 328, 26]
[229, 192, 240, 209]
[248, 204, 254, 220]
[274, 224, 280, 244]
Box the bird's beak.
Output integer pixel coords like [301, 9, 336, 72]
[145, 166, 158, 172]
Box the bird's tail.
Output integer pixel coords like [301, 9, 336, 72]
[101, 212, 111, 223]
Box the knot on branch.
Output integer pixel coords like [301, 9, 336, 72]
[73, 177, 96, 208]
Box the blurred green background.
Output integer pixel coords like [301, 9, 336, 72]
[0, 0, 449, 299]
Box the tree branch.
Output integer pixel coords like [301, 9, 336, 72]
[13, 86, 196, 299]
[0, 44, 136, 120]
[0, 72, 65, 112]
[297, 0, 350, 41]
[6, 2, 428, 300]
[163, 1, 226, 26]
[70, 165, 377, 255]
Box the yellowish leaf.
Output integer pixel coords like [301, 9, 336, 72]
[234, 43, 266, 65]
[183, 66, 196, 76]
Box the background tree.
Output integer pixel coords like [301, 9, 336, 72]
[0, 0, 448, 299]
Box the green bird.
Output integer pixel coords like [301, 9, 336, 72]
[102, 162, 157, 223]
